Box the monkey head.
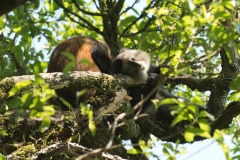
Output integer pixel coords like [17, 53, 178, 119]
[113, 48, 151, 82]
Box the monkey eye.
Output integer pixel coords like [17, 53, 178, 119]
[130, 58, 135, 61]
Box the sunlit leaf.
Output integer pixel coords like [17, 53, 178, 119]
[199, 110, 214, 121]
[89, 120, 96, 136]
[214, 129, 223, 140]
[0, 154, 6, 160]
[187, 104, 198, 114]
[39, 117, 51, 133]
[0, 130, 8, 137]
[127, 148, 142, 154]
[8, 81, 32, 97]
[198, 119, 211, 132]
[171, 114, 185, 127]
[21, 93, 33, 106]
[43, 105, 55, 115]
[190, 96, 204, 105]
[159, 98, 179, 106]
[0, 17, 3, 28]
[184, 131, 195, 142]
[170, 50, 182, 68]
[13, 26, 22, 32]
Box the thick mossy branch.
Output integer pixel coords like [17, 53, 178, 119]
[0, 113, 140, 159]
[0, 71, 143, 102]
[0, 78, 15, 101]
[0, 88, 130, 159]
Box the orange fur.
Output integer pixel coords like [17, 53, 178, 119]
[47, 36, 107, 73]
[75, 39, 99, 72]
[47, 36, 111, 108]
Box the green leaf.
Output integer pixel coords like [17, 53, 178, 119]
[40, 88, 56, 102]
[127, 148, 142, 154]
[13, 26, 22, 32]
[63, 62, 75, 74]
[0, 154, 6, 160]
[171, 114, 185, 127]
[0, 130, 8, 136]
[187, 104, 198, 114]
[61, 51, 76, 74]
[21, 93, 33, 106]
[214, 129, 223, 140]
[199, 110, 214, 121]
[131, 7, 139, 15]
[190, 96, 204, 105]
[187, 127, 211, 139]
[159, 98, 179, 106]
[43, 105, 55, 116]
[39, 117, 51, 133]
[41, 29, 53, 37]
[49, 1, 54, 12]
[184, 131, 195, 142]
[76, 89, 88, 98]
[163, 147, 170, 155]
[59, 97, 74, 110]
[0, 17, 4, 28]
[198, 119, 211, 132]
[89, 120, 96, 136]
[119, 16, 137, 32]
[8, 80, 32, 97]
[79, 58, 93, 66]
[230, 76, 240, 91]
[170, 50, 182, 68]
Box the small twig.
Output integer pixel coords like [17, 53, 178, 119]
[120, 0, 156, 37]
[120, 0, 139, 16]
[55, 0, 103, 35]
[76, 143, 126, 160]
[71, 0, 106, 16]
[105, 113, 126, 149]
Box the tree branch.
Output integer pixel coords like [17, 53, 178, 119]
[167, 75, 230, 92]
[55, 0, 103, 35]
[207, 48, 240, 117]
[211, 101, 240, 131]
[122, 16, 156, 38]
[0, 71, 145, 102]
[71, 0, 107, 17]
[1, 87, 129, 158]
[120, 0, 159, 38]
[120, 0, 139, 16]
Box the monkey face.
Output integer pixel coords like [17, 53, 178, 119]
[113, 49, 150, 82]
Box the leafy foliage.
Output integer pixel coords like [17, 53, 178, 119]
[0, 0, 239, 159]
